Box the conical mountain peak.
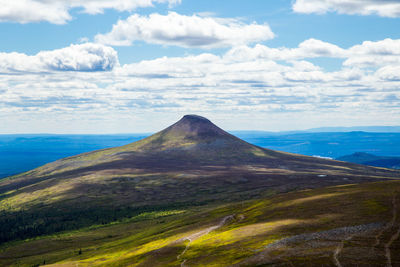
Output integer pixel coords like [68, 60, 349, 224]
[167, 114, 228, 139]
[181, 114, 211, 123]
[127, 114, 247, 153]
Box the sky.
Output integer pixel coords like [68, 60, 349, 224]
[1, 0, 400, 133]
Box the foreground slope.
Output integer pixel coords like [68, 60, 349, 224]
[0, 115, 399, 244]
[1, 180, 400, 266]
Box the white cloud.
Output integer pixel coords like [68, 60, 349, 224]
[224, 38, 345, 62]
[225, 38, 400, 70]
[344, 39, 400, 67]
[349, 39, 400, 56]
[376, 65, 400, 81]
[0, 0, 181, 24]
[95, 12, 274, 48]
[297, 38, 345, 57]
[293, 0, 400, 17]
[0, 43, 118, 72]
[38, 43, 119, 71]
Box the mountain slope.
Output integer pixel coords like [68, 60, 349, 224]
[0, 115, 399, 245]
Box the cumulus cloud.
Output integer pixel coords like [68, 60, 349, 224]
[344, 38, 400, 67]
[0, 0, 181, 24]
[38, 43, 119, 71]
[95, 12, 274, 48]
[293, 0, 400, 17]
[376, 66, 400, 81]
[349, 39, 400, 56]
[224, 38, 345, 62]
[225, 38, 400, 70]
[0, 43, 118, 73]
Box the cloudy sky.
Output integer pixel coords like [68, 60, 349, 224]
[1, 0, 400, 133]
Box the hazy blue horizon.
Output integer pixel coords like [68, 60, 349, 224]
[1, 125, 400, 135]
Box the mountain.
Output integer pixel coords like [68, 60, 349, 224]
[2, 131, 400, 179]
[337, 152, 400, 169]
[1, 115, 400, 266]
[337, 152, 383, 163]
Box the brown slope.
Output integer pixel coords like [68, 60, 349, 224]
[2, 114, 398, 185]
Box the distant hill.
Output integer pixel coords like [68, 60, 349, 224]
[337, 152, 400, 169]
[305, 126, 400, 132]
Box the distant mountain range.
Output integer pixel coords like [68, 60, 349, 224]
[233, 125, 400, 135]
[304, 126, 400, 133]
[337, 152, 400, 170]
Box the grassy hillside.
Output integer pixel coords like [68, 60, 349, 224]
[1, 180, 400, 266]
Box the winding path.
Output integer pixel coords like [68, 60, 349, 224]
[375, 195, 397, 248]
[371, 194, 400, 267]
[385, 226, 400, 267]
[177, 215, 234, 267]
[384, 195, 399, 267]
[333, 235, 354, 267]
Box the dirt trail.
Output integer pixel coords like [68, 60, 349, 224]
[384, 195, 399, 267]
[375, 195, 397, 248]
[386, 226, 400, 267]
[177, 215, 234, 267]
[333, 235, 354, 267]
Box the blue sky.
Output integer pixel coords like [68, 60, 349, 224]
[1, 0, 400, 133]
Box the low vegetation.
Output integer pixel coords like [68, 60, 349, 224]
[1, 180, 400, 266]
